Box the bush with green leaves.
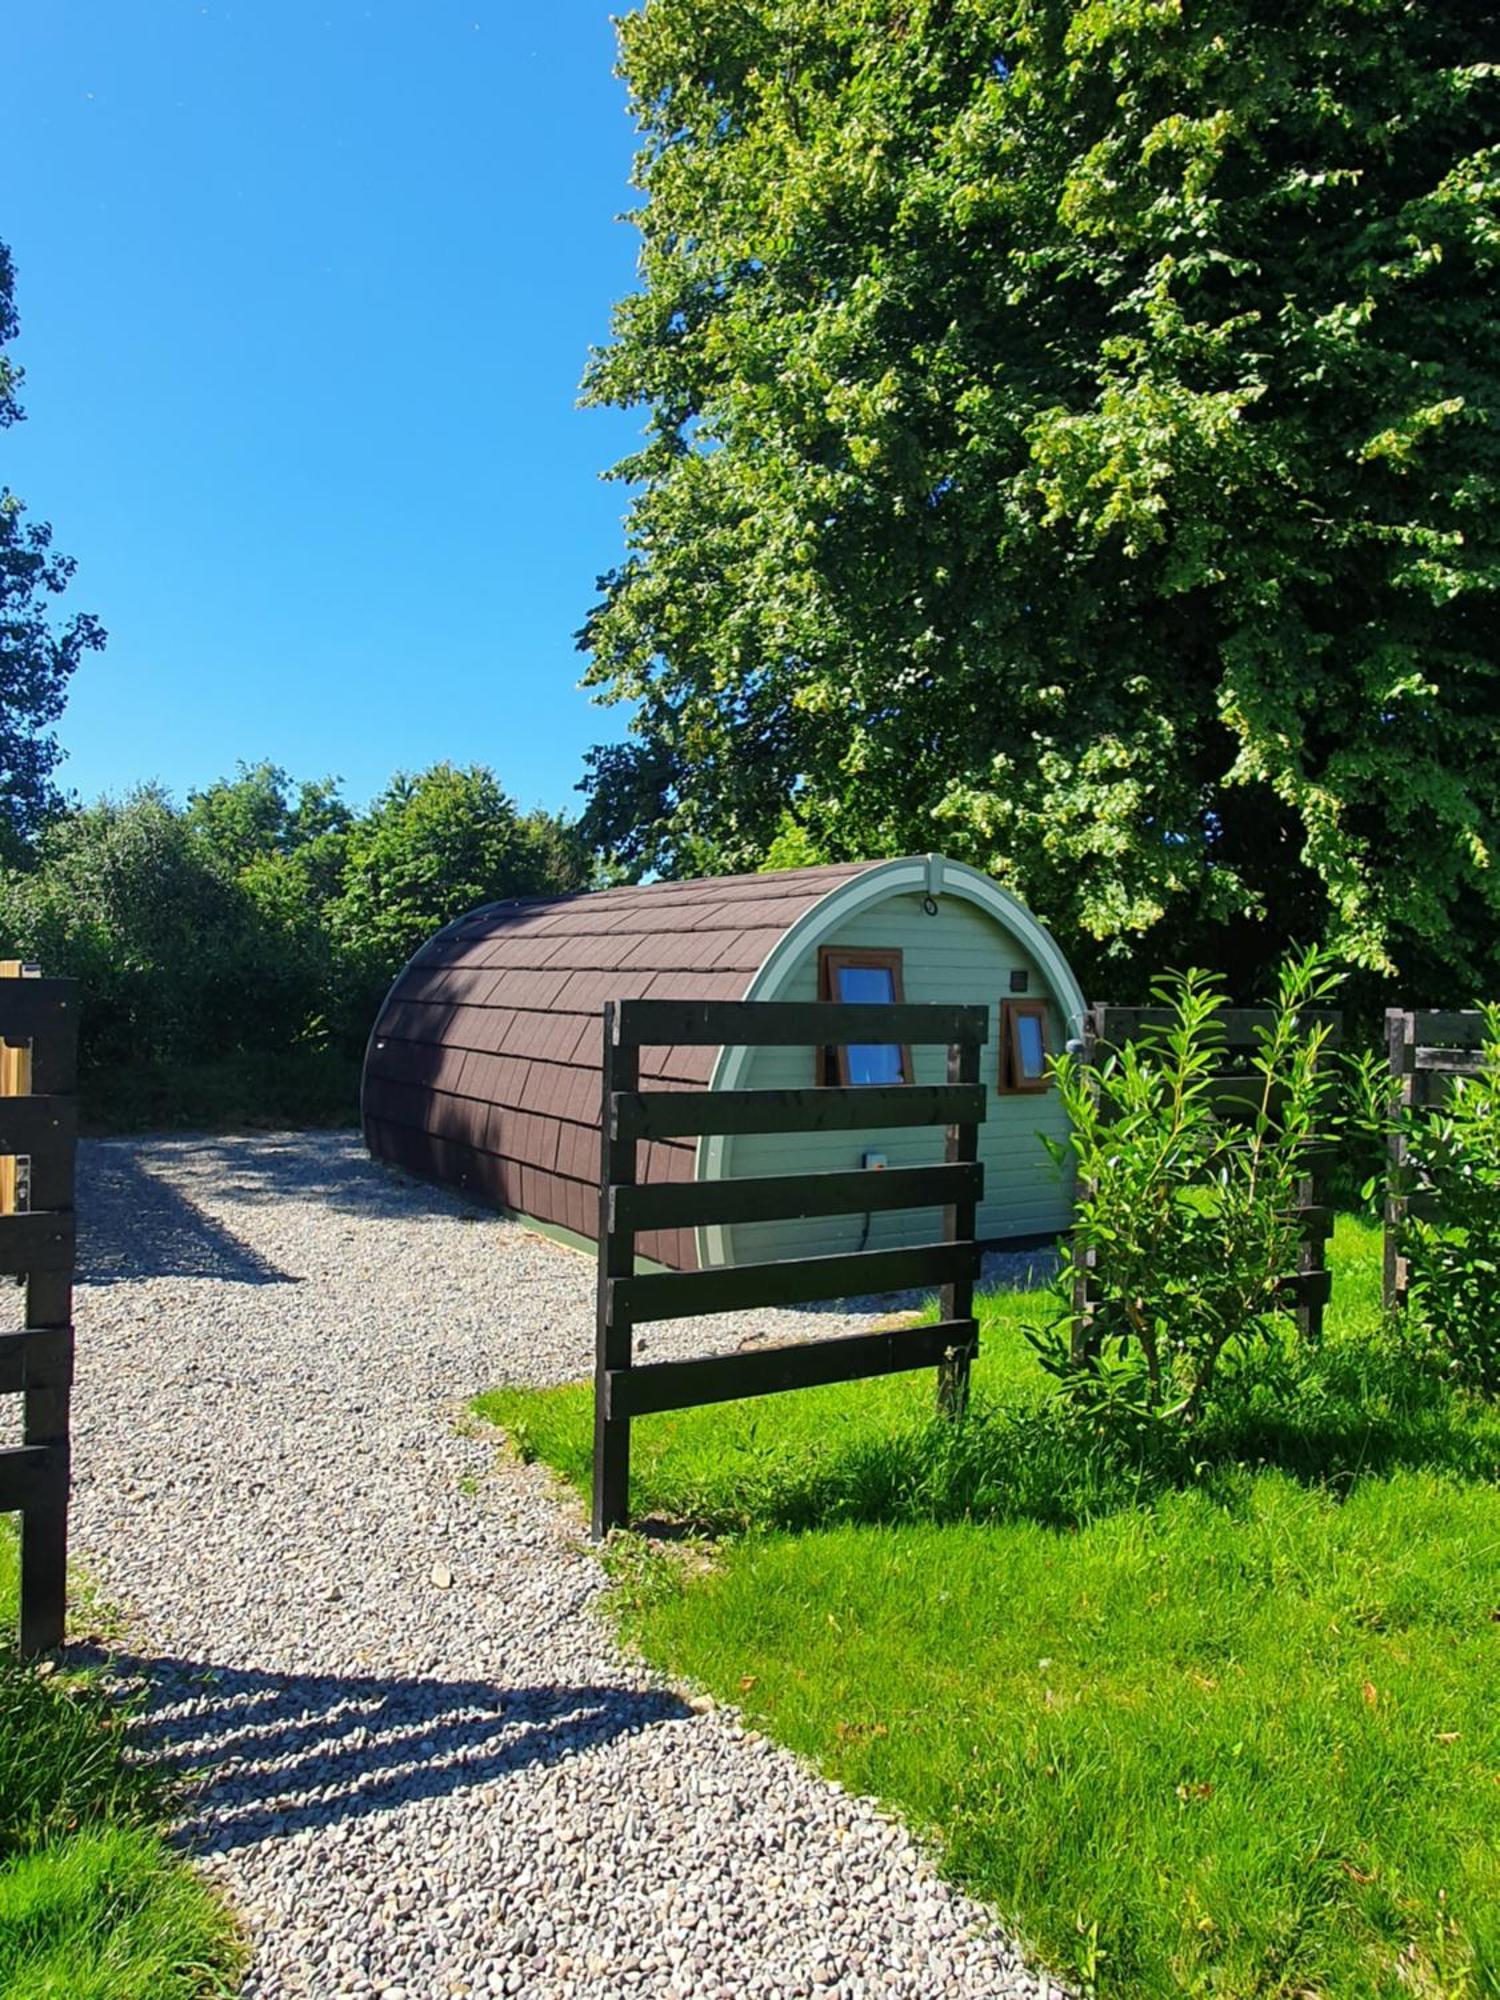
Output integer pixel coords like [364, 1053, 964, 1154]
[1396, 1004, 1500, 1398]
[0, 760, 591, 1127]
[0, 785, 304, 1073]
[1030, 951, 1343, 1431]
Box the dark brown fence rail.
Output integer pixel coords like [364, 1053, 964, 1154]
[1071, 1003, 1340, 1353]
[0, 972, 78, 1654]
[593, 997, 988, 1537]
[1383, 1008, 1491, 1309]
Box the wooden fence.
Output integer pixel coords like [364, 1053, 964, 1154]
[593, 997, 988, 1537]
[1071, 1004, 1340, 1352]
[0, 967, 78, 1654]
[1383, 1008, 1490, 1310]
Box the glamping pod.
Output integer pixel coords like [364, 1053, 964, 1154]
[362, 856, 1086, 1269]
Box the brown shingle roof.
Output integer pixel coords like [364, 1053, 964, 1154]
[362, 861, 877, 1269]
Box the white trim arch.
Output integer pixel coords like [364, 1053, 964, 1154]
[695, 854, 1086, 1267]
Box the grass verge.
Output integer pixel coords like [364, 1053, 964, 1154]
[479, 1219, 1500, 1997]
[0, 1524, 242, 1999]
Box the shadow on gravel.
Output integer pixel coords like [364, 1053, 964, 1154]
[77, 1148, 298, 1286]
[86, 1131, 510, 1231]
[80, 1652, 690, 1852]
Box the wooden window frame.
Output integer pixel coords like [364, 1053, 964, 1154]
[818, 946, 913, 1087]
[998, 998, 1051, 1094]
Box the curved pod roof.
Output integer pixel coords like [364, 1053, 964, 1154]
[361, 855, 1084, 1269]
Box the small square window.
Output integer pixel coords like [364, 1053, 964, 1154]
[819, 947, 912, 1086]
[999, 999, 1050, 1093]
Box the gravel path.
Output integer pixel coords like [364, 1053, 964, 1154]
[67, 1132, 1052, 2000]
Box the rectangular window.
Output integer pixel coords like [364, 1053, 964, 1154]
[819, 947, 911, 1086]
[999, 999, 1050, 1093]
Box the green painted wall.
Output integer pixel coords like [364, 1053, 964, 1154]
[713, 888, 1074, 1266]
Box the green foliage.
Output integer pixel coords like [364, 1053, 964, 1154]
[485, 1218, 1500, 1534]
[0, 1827, 241, 2000]
[186, 761, 352, 876]
[614, 1475, 1500, 2000]
[0, 787, 299, 1074]
[332, 763, 586, 984]
[0, 760, 588, 1128]
[1399, 1004, 1500, 1397]
[0, 1527, 241, 1997]
[581, 1, 1500, 998]
[0, 240, 105, 857]
[1031, 950, 1343, 1430]
[490, 1223, 1500, 1997]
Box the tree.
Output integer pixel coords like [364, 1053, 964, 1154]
[0, 241, 103, 856]
[580, 0, 1500, 998]
[0, 786, 298, 1069]
[186, 761, 351, 873]
[330, 763, 588, 979]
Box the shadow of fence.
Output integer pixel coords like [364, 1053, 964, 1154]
[81, 1650, 689, 1855]
[76, 1147, 297, 1286]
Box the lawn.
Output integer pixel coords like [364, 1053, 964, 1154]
[0, 1525, 242, 2000]
[479, 1219, 1500, 1998]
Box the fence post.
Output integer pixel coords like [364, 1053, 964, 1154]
[0, 959, 28, 1217]
[1069, 1005, 1100, 1365]
[1383, 1008, 1414, 1310]
[592, 1003, 638, 1538]
[10, 969, 76, 1656]
[937, 1034, 981, 1416]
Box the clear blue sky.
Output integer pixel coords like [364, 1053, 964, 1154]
[4, 1, 646, 817]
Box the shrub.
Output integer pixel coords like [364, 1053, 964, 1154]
[1029, 949, 1343, 1433]
[0, 787, 310, 1073]
[1397, 1003, 1500, 1397]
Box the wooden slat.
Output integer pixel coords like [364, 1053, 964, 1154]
[1076, 1264, 1334, 1308]
[0, 1443, 64, 1514]
[1407, 1010, 1488, 1045]
[1090, 1006, 1342, 1048]
[1293, 1205, 1335, 1243]
[611, 1161, 984, 1235]
[0, 1328, 73, 1396]
[0, 1212, 75, 1275]
[1413, 1046, 1487, 1074]
[606, 1318, 980, 1418]
[0, 980, 76, 1045]
[613, 1240, 980, 1323]
[1203, 1075, 1285, 1116]
[0, 1097, 77, 1158]
[1279, 1268, 1333, 1308]
[615, 998, 989, 1050]
[1412, 1069, 1468, 1109]
[616, 1082, 987, 1142]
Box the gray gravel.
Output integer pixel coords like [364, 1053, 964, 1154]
[66, 1132, 1053, 2000]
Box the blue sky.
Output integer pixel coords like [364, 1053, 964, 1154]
[4, 1, 646, 816]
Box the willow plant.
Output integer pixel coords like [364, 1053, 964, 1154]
[1031, 949, 1344, 1431]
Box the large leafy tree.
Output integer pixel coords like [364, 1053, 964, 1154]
[581, 0, 1500, 997]
[0, 241, 103, 856]
[331, 763, 588, 976]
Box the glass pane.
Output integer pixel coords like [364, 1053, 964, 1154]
[847, 1041, 905, 1086]
[834, 962, 904, 1085]
[836, 965, 896, 1004]
[1016, 1012, 1046, 1079]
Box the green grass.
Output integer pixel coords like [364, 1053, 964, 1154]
[0, 1523, 242, 1999]
[481, 1219, 1500, 1997]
